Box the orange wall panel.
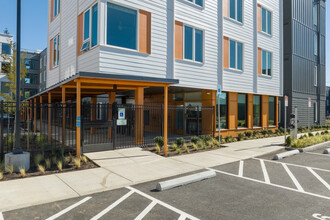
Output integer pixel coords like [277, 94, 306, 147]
[175, 21, 183, 60]
[223, 0, 229, 18]
[223, 36, 229, 69]
[247, 94, 253, 128]
[77, 13, 84, 56]
[139, 10, 151, 54]
[202, 90, 216, 135]
[257, 4, 262, 32]
[228, 92, 238, 130]
[262, 95, 269, 128]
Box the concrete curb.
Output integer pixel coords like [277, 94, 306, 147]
[156, 170, 216, 191]
[302, 141, 330, 152]
[323, 148, 330, 154]
[273, 150, 300, 160]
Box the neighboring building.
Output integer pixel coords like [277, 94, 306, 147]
[281, 0, 326, 127]
[22, 50, 41, 99]
[326, 86, 330, 117]
[0, 33, 14, 100]
[39, 48, 47, 91]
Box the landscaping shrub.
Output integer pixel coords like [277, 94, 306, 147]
[0, 172, 3, 181]
[155, 144, 161, 154]
[198, 141, 207, 149]
[176, 148, 182, 155]
[212, 138, 220, 147]
[171, 143, 178, 151]
[308, 133, 314, 137]
[154, 136, 164, 147]
[237, 133, 244, 141]
[279, 127, 284, 133]
[286, 136, 292, 146]
[267, 130, 274, 135]
[325, 130, 329, 134]
[183, 144, 190, 153]
[19, 167, 26, 177]
[57, 161, 63, 172]
[321, 131, 325, 135]
[253, 131, 259, 138]
[261, 130, 268, 136]
[244, 131, 252, 138]
[192, 143, 199, 151]
[201, 135, 212, 143]
[225, 135, 234, 143]
[291, 134, 330, 148]
[315, 132, 320, 136]
[36, 134, 47, 145]
[191, 136, 200, 144]
[297, 126, 304, 133]
[45, 158, 51, 170]
[38, 165, 45, 174]
[73, 158, 81, 168]
[176, 137, 185, 146]
[34, 154, 44, 166]
[81, 155, 88, 164]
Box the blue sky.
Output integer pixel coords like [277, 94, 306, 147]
[0, 1, 329, 85]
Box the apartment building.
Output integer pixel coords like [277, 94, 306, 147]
[26, 0, 282, 153]
[22, 50, 42, 99]
[39, 48, 48, 91]
[0, 33, 13, 100]
[282, 0, 326, 127]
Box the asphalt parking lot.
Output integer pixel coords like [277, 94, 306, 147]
[2, 147, 330, 220]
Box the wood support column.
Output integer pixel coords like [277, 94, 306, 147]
[163, 86, 168, 156]
[76, 81, 81, 157]
[62, 87, 66, 147]
[135, 87, 144, 145]
[247, 94, 253, 129]
[108, 92, 116, 138]
[91, 96, 97, 134]
[262, 95, 269, 128]
[40, 96, 43, 135]
[48, 93, 52, 142]
[34, 98, 37, 132]
[201, 90, 216, 136]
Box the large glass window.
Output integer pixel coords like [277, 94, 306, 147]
[184, 26, 204, 62]
[25, 74, 38, 85]
[187, 0, 203, 7]
[1, 82, 10, 94]
[107, 3, 137, 50]
[54, 0, 60, 18]
[261, 49, 272, 76]
[229, 39, 243, 70]
[84, 10, 90, 41]
[24, 59, 37, 70]
[217, 92, 227, 129]
[314, 34, 318, 56]
[253, 95, 261, 127]
[313, 2, 318, 26]
[269, 96, 275, 126]
[314, 102, 318, 123]
[53, 35, 60, 67]
[1, 43, 11, 55]
[238, 94, 247, 127]
[261, 7, 272, 35]
[314, 66, 318, 86]
[82, 4, 98, 51]
[229, 0, 243, 23]
[91, 4, 98, 47]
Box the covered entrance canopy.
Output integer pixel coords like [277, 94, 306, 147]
[25, 72, 179, 157]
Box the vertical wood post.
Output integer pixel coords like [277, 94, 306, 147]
[34, 98, 37, 132]
[76, 81, 81, 157]
[40, 96, 43, 135]
[62, 87, 66, 147]
[135, 87, 144, 145]
[48, 93, 52, 142]
[164, 86, 168, 156]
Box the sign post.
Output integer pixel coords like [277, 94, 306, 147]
[217, 85, 221, 143]
[308, 98, 311, 133]
[284, 96, 288, 143]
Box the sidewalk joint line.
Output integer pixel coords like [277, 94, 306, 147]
[101, 167, 134, 183]
[282, 164, 304, 192]
[307, 167, 330, 190]
[55, 174, 81, 197]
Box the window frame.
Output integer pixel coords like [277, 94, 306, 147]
[253, 95, 262, 127]
[54, 0, 61, 19]
[314, 33, 318, 56]
[260, 6, 272, 36]
[228, 38, 243, 71]
[229, 0, 243, 23]
[183, 24, 204, 63]
[185, 0, 204, 8]
[314, 66, 318, 86]
[261, 49, 272, 76]
[313, 2, 318, 26]
[105, 2, 140, 52]
[53, 35, 60, 68]
[82, 3, 99, 52]
[314, 102, 318, 123]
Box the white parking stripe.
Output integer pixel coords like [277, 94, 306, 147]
[178, 214, 187, 220]
[260, 160, 270, 184]
[0, 212, 3, 220]
[253, 158, 330, 173]
[282, 164, 304, 192]
[306, 152, 330, 157]
[45, 197, 92, 220]
[307, 167, 330, 190]
[238, 161, 244, 177]
[90, 190, 134, 220]
[207, 168, 330, 201]
[126, 186, 200, 220]
[134, 201, 157, 220]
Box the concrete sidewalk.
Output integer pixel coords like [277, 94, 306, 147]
[0, 136, 286, 212]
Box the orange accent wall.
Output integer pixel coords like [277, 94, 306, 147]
[202, 90, 216, 135]
[51, 0, 54, 22]
[223, 0, 229, 18]
[50, 38, 54, 70]
[258, 48, 262, 75]
[247, 94, 253, 128]
[228, 92, 238, 129]
[139, 10, 151, 54]
[223, 36, 229, 69]
[262, 95, 269, 128]
[175, 21, 183, 60]
[257, 4, 262, 32]
[77, 13, 84, 56]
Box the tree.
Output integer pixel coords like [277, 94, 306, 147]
[3, 28, 10, 34]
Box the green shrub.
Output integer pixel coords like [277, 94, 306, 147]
[308, 133, 314, 137]
[286, 136, 292, 146]
[5, 135, 14, 147]
[244, 131, 252, 138]
[279, 127, 284, 133]
[253, 131, 259, 137]
[321, 131, 325, 135]
[261, 130, 268, 136]
[176, 137, 185, 146]
[237, 133, 244, 141]
[200, 135, 212, 143]
[171, 143, 178, 151]
[198, 141, 207, 149]
[315, 132, 320, 136]
[267, 130, 274, 135]
[325, 130, 329, 134]
[36, 134, 47, 144]
[153, 136, 164, 147]
[34, 154, 44, 166]
[155, 144, 161, 154]
[225, 136, 233, 143]
[192, 143, 199, 151]
[183, 144, 190, 153]
[45, 159, 51, 170]
[176, 148, 182, 155]
[191, 136, 200, 144]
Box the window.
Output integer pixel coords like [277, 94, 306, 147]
[314, 66, 318, 86]
[237, 94, 247, 127]
[314, 102, 318, 123]
[1, 63, 10, 73]
[25, 74, 38, 85]
[54, 0, 60, 18]
[40, 58, 43, 69]
[269, 96, 275, 126]
[253, 95, 261, 127]
[261, 7, 272, 35]
[24, 59, 37, 70]
[82, 4, 98, 52]
[1, 43, 11, 55]
[229, 39, 243, 70]
[184, 25, 204, 62]
[229, 0, 242, 23]
[187, 0, 203, 7]
[313, 2, 318, 26]
[1, 82, 10, 94]
[314, 34, 318, 56]
[53, 35, 60, 67]
[107, 2, 137, 50]
[217, 92, 228, 129]
[262, 49, 272, 76]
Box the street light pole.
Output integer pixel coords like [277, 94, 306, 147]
[14, 0, 22, 154]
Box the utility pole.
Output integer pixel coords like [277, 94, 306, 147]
[13, 0, 22, 154]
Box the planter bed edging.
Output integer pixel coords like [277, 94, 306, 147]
[302, 141, 330, 152]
